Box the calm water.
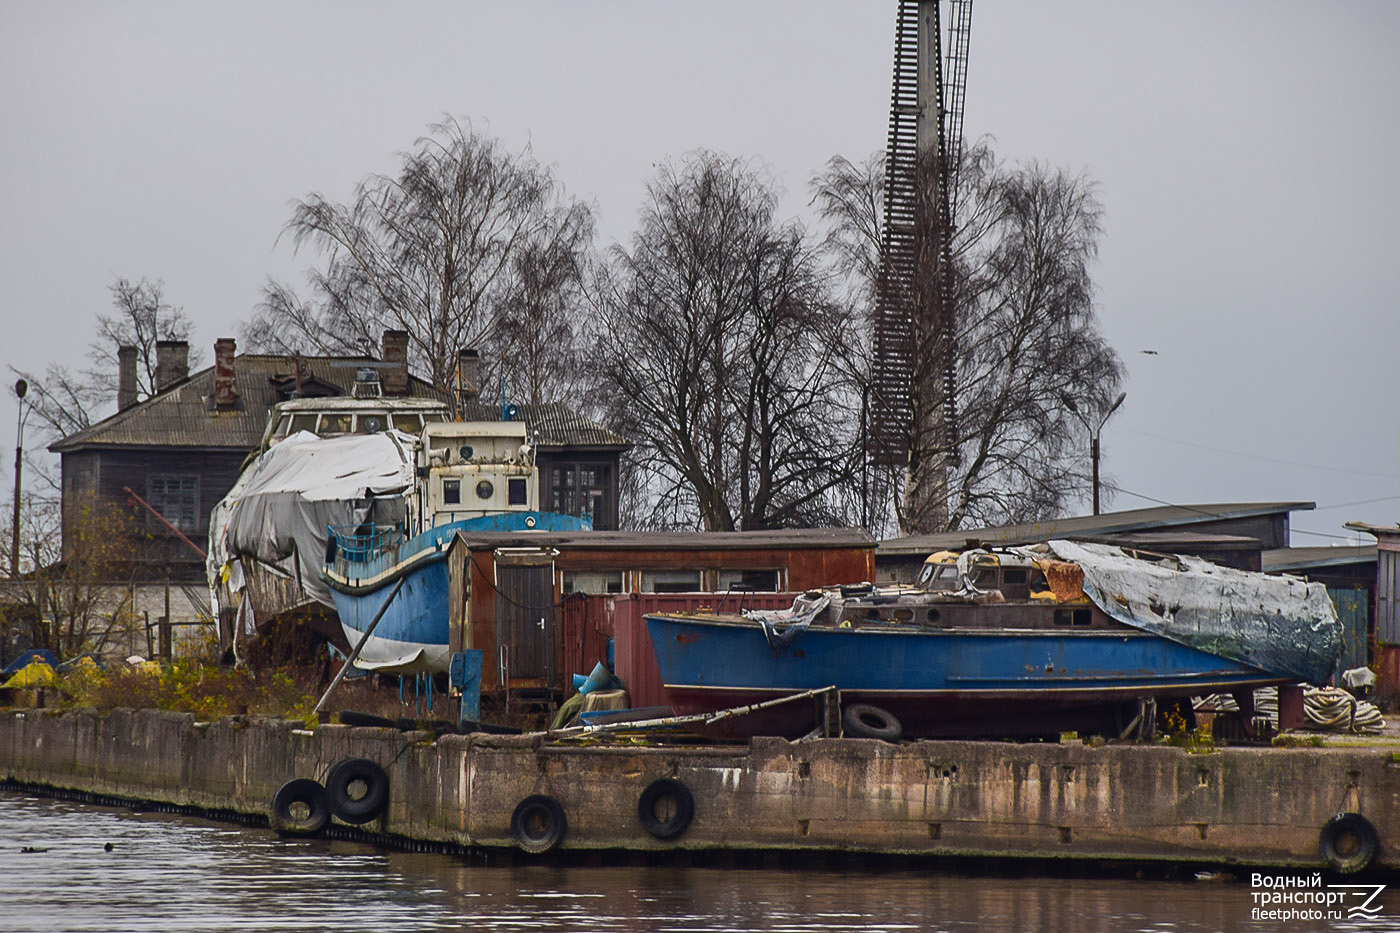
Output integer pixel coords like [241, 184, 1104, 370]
[0, 792, 1392, 933]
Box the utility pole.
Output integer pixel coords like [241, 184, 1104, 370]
[10, 379, 28, 578]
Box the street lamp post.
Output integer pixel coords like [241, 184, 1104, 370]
[1063, 390, 1126, 516]
[11, 378, 27, 578]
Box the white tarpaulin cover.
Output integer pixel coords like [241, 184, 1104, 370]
[1039, 539, 1341, 685]
[207, 431, 415, 609]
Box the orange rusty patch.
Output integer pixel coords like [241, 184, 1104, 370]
[1040, 560, 1085, 601]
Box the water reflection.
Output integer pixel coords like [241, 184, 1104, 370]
[0, 793, 1387, 932]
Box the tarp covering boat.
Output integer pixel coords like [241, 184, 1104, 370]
[208, 431, 415, 610]
[1038, 539, 1341, 685]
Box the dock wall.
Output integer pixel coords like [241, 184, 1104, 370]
[1, 708, 1396, 869]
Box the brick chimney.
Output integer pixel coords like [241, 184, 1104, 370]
[117, 345, 139, 411]
[213, 338, 240, 409]
[457, 348, 480, 402]
[154, 340, 189, 392]
[380, 330, 409, 396]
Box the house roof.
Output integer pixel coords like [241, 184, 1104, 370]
[52, 353, 628, 454]
[877, 502, 1316, 556]
[460, 400, 628, 450]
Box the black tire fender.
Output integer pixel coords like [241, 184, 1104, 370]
[1319, 812, 1378, 874]
[325, 757, 389, 825]
[637, 778, 695, 840]
[270, 778, 330, 837]
[842, 703, 903, 742]
[511, 794, 567, 853]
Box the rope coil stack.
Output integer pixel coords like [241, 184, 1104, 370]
[1195, 686, 1385, 734]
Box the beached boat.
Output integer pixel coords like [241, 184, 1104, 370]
[646, 541, 1342, 739]
[321, 420, 588, 674]
[207, 392, 453, 639]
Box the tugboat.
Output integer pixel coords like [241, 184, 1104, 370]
[321, 419, 588, 674]
[646, 541, 1341, 739]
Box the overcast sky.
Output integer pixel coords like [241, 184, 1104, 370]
[2, 1, 1396, 543]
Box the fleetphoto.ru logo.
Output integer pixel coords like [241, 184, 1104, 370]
[1251, 873, 1386, 922]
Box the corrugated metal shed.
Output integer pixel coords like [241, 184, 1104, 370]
[878, 502, 1317, 557]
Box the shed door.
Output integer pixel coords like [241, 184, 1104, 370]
[1379, 551, 1400, 646]
[496, 558, 555, 683]
[1328, 585, 1370, 680]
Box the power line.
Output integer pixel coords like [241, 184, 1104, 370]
[1313, 495, 1400, 511]
[1118, 427, 1395, 479]
[1291, 528, 1365, 542]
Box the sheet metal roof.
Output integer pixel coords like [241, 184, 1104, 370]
[52, 353, 627, 454]
[877, 502, 1316, 556]
[1261, 545, 1377, 572]
[455, 527, 874, 552]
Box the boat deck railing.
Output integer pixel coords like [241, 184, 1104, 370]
[328, 524, 406, 564]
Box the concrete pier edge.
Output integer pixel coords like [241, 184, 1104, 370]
[1, 708, 1396, 875]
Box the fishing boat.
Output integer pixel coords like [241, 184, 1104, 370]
[321, 420, 588, 674]
[207, 385, 454, 639]
[646, 540, 1342, 739]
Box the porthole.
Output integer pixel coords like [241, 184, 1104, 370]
[476, 480, 494, 499]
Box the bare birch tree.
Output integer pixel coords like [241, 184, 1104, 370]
[595, 152, 858, 531]
[243, 118, 595, 402]
[812, 142, 1125, 531]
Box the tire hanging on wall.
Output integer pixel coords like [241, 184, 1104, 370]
[270, 778, 330, 836]
[511, 794, 567, 853]
[325, 757, 390, 825]
[1318, 812, 1379, 874]
[842, 703, 903, 742]
[637, 778, 694, 840]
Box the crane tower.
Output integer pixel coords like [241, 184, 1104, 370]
[869, 0, 973, 534]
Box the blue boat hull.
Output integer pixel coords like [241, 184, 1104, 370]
[646, 614, 1285, 738]
[326, 511, 590, 674]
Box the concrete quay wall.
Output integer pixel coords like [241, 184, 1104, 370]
[1, 708, 1396, 869]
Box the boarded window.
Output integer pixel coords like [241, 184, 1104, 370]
[717, 569, 780, 591]
[147, 474, 200, 532]
[563, 570, 623, 595]
[642, 570, 701, 593]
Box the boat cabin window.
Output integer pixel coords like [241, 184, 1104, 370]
[319, 413, 353, 434]
[276, 415, 292, 437]
[1054, 608, 1093, 626]
[508, 477, 527, 506]
[643, 570, 702, 593]
[442, 479, 461, 505]
[392, 413, 424, 433]
[1002, 569, 1026, 585]
[357, 413, 387, 433]
[919, 562, 960, 590]
[289, 413, 318, 434]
